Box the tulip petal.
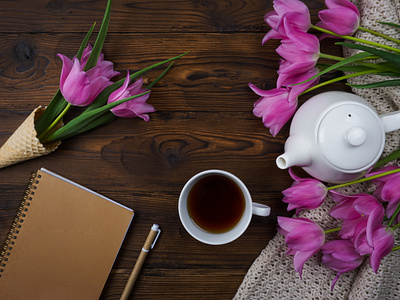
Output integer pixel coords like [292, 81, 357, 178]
[317, 9, 359, 35]
[353, 194, 382, 216]
[285, 226, 324, 251]
[61, 58, 91, 106]
[330, 198, 359, 220]
[366, 206, 385, 247]
[325, 0, 359, 11]
[340, 217, 366, 239]
[380, 178, 400, 201]
[277, 216, 305, 232]
[58, 54, 74, 89]
[369, 227, 394, 273]
[251, 86, 296, 136]
[109, 71, 131, 101]
[316, 0, 359, 37]
[293, 249, 315, 277]
[108, 73, 155, 120]
[274, 0, 309, 16]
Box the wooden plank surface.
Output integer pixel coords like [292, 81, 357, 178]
[0, 0, 349, 299]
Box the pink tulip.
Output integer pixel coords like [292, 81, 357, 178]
[250, 83, 297, 137]
[354, 224, 394, 273]
[328, 191, 392, 274]
[108, 71, 155, 120]
[329, 192, 382, 220]
[316, 0, 360, 37]
[277, 63, 320, 102]
[276, 25, 320, 67]
[329, 191, 383, 240]
[58, 45, 119, 106]
[368, 226, 395, 272]
[262, 0, 311, 44]
[321, 239, 364, 290]
[329, 191, 363, 220]
[81, 44, 121, 80]
[275, 23, 320, 101]
[282, 169, 327, 214]
[277, 217, 325, 277]
[369, 166, 400, 220]
[351, 205, 392, 273]
[353, 205, 385, 253]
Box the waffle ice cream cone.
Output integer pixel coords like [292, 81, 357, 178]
[0, 106, 62, 169]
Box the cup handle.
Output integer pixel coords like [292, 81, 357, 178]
[252, 202, 271, 217]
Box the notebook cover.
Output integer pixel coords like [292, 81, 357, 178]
[0, 168, 134, 299]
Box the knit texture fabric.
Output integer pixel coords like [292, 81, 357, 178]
[234, 0, 400, 299]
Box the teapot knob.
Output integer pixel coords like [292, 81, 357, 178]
[346, 126, 367, 147]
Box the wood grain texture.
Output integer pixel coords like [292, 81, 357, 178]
[0, 0, 350, 299]
[0, 0, 326, 33]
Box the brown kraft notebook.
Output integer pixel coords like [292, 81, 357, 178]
[0, 168, 134, 299]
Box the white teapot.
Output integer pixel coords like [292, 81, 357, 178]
[276, 91, 400, 183]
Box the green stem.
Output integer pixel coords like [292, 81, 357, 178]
[387, 201, 400, 230]
[392, 222, 400, 231]
[319, 53, 345, 61]
[320, 52, 379, 63]
[327, 167, 400, 190]
[38, 103, 72, 142]
[358, 25, 400, 45]
[324, 227, 341, 234]
[301, 70, 376, 95]
[392, 245, 400, 251]
[319, 52, 382, 71]
[311, 24, 400, 54]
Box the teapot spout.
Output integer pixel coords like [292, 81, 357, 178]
[276, 134, 312, 169]
[381, 111, 400, 133]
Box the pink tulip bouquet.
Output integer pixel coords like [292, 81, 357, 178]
[0, 0, 185, 168]
[252, 0, 400, 290]
[278, 166, 400, 289]
[253, 0, 400, 137]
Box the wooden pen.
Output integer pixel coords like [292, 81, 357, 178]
[120, 224, 161, 300]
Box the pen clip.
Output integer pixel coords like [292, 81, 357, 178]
[151, 228, 161, 249]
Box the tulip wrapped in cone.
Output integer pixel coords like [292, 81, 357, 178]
[0, 106, 62, 169]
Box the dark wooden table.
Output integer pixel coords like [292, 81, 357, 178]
[0, 0, 349, 298]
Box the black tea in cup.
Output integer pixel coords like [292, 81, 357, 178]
[187, 174, 245, 233]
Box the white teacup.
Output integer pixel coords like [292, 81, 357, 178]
[178, 170, 271, 245]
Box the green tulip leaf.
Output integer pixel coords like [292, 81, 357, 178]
[374, 148, 400, 169]
[316, 63, 373, 73]
[146, 61, 174, 90]
[378, 21, 400, 29]
[50, 112, 117, 141]
[76, 22, 96, 60]
[34, 91, 68, 137]
[83, 0, 111, 71]
[337, 42, 400, 68]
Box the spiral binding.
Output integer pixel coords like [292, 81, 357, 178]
[0, 172, 40, 277]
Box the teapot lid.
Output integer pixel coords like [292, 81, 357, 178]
[317, 103, 385, 171]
